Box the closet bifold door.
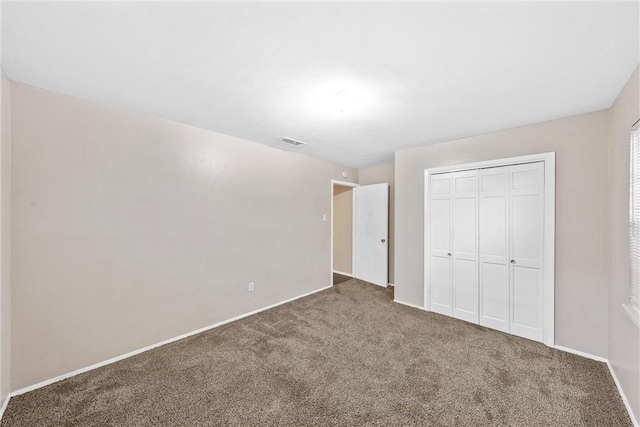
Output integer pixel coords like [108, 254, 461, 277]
[429, 172, 453, 316]
[509, 162, 545, 342]
[479, 167, 510, 332]
[451, 170, 479, 323]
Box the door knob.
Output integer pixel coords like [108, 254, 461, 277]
[448, 253, 452, 256]
[381, 239, 386, 243]
[510, 260, 516, 264]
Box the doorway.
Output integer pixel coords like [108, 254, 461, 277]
[332, 181, 357, 285]
[331, 180, 389, 287]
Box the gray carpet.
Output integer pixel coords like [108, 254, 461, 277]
[1, 280, 632, 426]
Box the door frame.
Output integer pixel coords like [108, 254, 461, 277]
[424, 152, 556, 347]
[331, 180, 358, 285]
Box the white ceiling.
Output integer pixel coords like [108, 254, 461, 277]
[2, 2, 638, 167]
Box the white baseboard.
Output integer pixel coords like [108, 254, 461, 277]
[388, 283, 395, 287]
[393, 299, 426, 311]
[332, 270, 353, 278]
[0, 394, 9, 421]
[10, 285, 333, 398]
[607, 361, 639, 427]
[553, 345, 607, 363]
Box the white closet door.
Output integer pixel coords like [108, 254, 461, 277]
[451, 170, 479, 323]
[479, 167, 510, 332]
[509, 162, 545, 342]
[430, 173, 453, 316]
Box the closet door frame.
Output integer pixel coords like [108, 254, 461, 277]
[423, 152, 555, 347]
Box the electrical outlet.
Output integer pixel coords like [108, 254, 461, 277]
[248, 282, 254, 292]
[323, 214, 327, 221]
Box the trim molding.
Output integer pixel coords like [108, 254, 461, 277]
[332, 270, 353, 278]
[10, 285, 333, 398]
[388, 283, 395, 287]
[393, 299, 426, 311]
[553, 345, 607, 363]
[0, 394, 9, 421]
[607, 361, 639, 427]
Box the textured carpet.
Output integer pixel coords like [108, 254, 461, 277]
[1, 280, 632, 426]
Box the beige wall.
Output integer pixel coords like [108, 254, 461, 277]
[333, 185, 353, 275]
[5, 67, 638, 414]
[608, 66, 639, 422]
[0, 70, 11, 406]
[359, 163, 395, 284]
[395, 110, 610, 357]
[10, 81, 358, 391]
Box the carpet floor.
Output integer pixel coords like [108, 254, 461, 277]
[1, 280, 632, 426]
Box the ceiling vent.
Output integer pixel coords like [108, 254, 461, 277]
[271, 137, 308, 151]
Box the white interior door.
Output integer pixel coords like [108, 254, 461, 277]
[452, 170, 479, 323]
[509, 162, 545, 342]
[429, 173, 453, 315]
[479, 166, 510, 332]
[354, 183, 388, 287]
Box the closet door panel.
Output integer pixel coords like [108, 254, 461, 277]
[430, 173, 453, 316]
[431, 256, 452, 314]
[454, 258, 478, 318]
[454, 197, 477, 256]
[452, 170, 478, 323]
[480, 197, 507, 262]
[431, 198, 451, 255]
[481, 263, 509, 324]
[509, 162, 544, 342]
[479, 167, 510, 332]
[454, 174, 477, 193]
[512, 194, 543, 267]
[512, 266, 542, 329]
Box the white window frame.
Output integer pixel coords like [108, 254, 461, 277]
[626, 119, 640, 328]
